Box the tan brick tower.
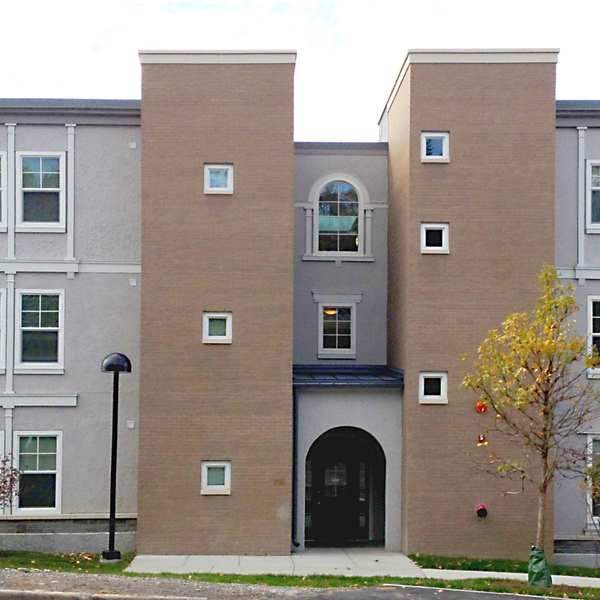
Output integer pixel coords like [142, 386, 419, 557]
[384, 49, 558, 559]
[137, 51, 296, 555]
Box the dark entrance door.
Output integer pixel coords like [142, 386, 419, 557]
[305, 427, 385, 546]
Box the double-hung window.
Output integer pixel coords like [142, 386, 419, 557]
[14, 431, 62, 513]
[16, 290, 64, 373]
[313, 292, 361, 359]
[587, 161, 600, 233]
[589, 297, 600, 378]
[0, 151, 6, 229]
[17, 152, 66, 231]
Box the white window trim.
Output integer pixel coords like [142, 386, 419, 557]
[304, 172, 372, 261]
[15, 289, 65, 374]
[587, 434, 600, 526]
[12, 430, 62, 515]
[586, 160, 600, 234]
[202, 312, 233, 344]
[313, 292, 362, 360]
[421, 223, 449, 254]
[204, 164, 234, 195]
[0, 151, 7, 231]
[419, 372, 448, 404]
[16, 152, 66, 232]
[201, 461, 231, 495]
[421, 132, 450, 163]
[588, 296, 600, 379]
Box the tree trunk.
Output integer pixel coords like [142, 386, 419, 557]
[536, 486, 546, 550]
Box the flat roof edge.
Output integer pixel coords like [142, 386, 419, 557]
[379, 48, 560, 126]
[139, 50, 297, 65]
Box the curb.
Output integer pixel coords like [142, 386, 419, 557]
[0, 591, 193, 600]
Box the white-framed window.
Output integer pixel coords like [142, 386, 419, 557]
[421, 223, 449, 254]
[0, 290, 6, 373]
[204, 164, 234, 195]
[419, 372, 448, 404]
[13, 431, 62, 514]
[587, 160, 600, 233]
[0, 152, 6, 230]
[313, 292, 362, 359]
[303, 173, 373, 261]
[16, 152, 66, 231]
[421, 132, 449, 163]
[15, 290, 64, 373]
[201, 461, 231, 495]
[588, 297, 600, 378]
[202, 312, 232, 344]
[588, 435, 600, 523]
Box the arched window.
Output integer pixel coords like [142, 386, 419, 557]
[301, 172, 373, 260]
[317, 181, 359, 252]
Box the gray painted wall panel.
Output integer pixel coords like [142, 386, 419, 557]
[74, 126, 141, 263]
[555, 128, 577, 267]
[294, 153, 388, 365]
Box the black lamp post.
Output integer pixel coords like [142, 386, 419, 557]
[101, 353, 132, 561]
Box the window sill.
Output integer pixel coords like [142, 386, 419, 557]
[421, 157, 450, 164]
[419, 397, 448, 405]
[14, 367, 64, 375]
[302, 255, 374, 263]
[421, 249, 449, 255]
[587, 227, 600, 235]
[16, 226, 66, 234]
[318, 352, 356, 360]
[11, 508, 61, 516]
[200, 489, 231, 496]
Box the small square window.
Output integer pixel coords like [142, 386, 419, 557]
[203, 312, 232, 344]
[421, 223, 449, 254]
[201, 461, 231, 495]
[421, 132, 449, 163]
[204, 164, 234, 194]
[419, 372, 448, 404]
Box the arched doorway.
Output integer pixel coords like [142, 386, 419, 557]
[305, 427, 385, 547]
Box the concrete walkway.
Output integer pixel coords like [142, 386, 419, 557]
[127, 548, 600, 588]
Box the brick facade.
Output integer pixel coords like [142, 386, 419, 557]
[137, 54, 295, 554]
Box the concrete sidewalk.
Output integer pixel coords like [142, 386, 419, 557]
[127, 548, 600, 588]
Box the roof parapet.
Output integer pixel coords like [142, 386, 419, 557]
[139, 50, 297, 65]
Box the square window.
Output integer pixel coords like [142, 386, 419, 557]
[16, 290, 64, 372]
[419, 372, 448, 404]
[201, 461, 231, 495]
[421, 132, 449, 163]
[421, 223, 449, 254]
[203, 312, 232, 344]
[14, 431, 62, 513]
[204, 164, 234, 195]
[17, 152, 66, 231]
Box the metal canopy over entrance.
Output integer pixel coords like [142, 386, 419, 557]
[305, 426, 385, 547]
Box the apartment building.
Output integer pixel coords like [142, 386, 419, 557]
[0, 48, 597, 563]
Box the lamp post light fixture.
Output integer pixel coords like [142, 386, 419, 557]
[101, 352, 132, 561]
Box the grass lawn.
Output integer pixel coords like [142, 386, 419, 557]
[2, 551, 600, 597]
[409, 554, 600, 578]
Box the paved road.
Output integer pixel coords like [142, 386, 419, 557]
[307, 586, 537, 600]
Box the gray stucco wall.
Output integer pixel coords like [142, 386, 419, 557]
[295, 388, 402, 551]
[0, 117, 141, 532]
[294, 148, 388, 365]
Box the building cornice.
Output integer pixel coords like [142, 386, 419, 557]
[139, 50, 296, 65]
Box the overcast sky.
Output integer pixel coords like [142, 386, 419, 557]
[1, 0, 598, 141]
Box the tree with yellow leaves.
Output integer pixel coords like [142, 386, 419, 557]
[462, 266, 600, 556]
